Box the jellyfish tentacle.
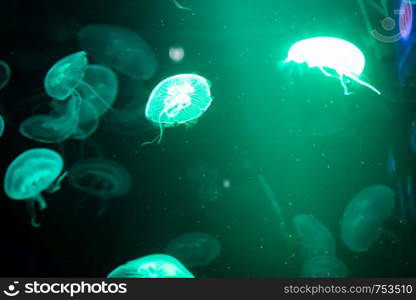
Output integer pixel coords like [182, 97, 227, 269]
[339, 74, 354, 96]
[172, 0, 192, 11]
[79, 81, 119, 116]
[348, 74, 381, 95]
[46, 171, 68, 193]
[26, 194, 47, 228]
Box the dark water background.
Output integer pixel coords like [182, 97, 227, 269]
[0, 0, 415, 277]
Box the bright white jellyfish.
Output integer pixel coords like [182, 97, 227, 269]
[284, 37, 381, 95]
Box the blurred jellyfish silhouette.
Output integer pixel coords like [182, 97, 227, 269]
[19, 95, 80, 143]
[284, 37, 380, 95]
[410, 121, 416, 152]
[0, 114, 4, 137]
[387, 147, 396, 178]
[0, 60, 11, 89]
[165, 232, 221, 267]
[68, 158, 131, 214]
[4, 148, 66, 227]
[78, 24, 158, 80]
[301, 255, 348, 278]
[293, 214, 336, 259]
[144, 74, 213, 144]
[341, 185, 395, 253]
[107, 254, 194, 278]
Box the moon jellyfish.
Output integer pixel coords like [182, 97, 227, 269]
[19, 96, 80, 143]
[68, 158, 131, 213]
[165, 232, 221, 267]
[0, 60, 11, 89]
[4, 148, 66, 227]
[293, 214, 336, 259]
[284, 37, 381, 95]
[144, 74, 212, 144]
[107, 254, 194, 278]
[77, 64, 119, 122]
[0, 114, 4, 137]
[341, 185, 395, 253]
[301, 255, 348, 278]
[70, 100, 99, 140]
[78, 24, 158, 79]
[44, 51, 88, 100]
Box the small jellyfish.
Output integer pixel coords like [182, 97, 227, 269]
[19, 95, 80, 143]
[107, 254, 194, 278]
[293, 214, 336, 259]
[341, 185, 395, 253]
[165, 232, 221, 267]
[284, 37, 381, 95]
[68, 158, 131, 213]
[301, 255, 348, 278]
[0, 60, 11, 89]
[0, 114, 4, 137]
[44, 51, 88, 100]
[78, 24, 158, 79]
[144, 74, 213, 144]
[4, 148, 66, 227]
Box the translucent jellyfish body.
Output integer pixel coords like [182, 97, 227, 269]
[301, 255, 348, 278]
[19, 95, 80, 143]
[68, 158, 131, 211]
[0, 60, 11, 89]
[341, 185, 395, 253]
[284, 37, 381, 95]
[0, 114, 4, 137]
[4, 148, 66, 227]
[144, 74, 212, 144]
[44, 51, 88, 100]
[78, 24, 158, 79]
[165, 232, 221, 267]
[107, 254, 194, 278]
[293, 214, 336, 259]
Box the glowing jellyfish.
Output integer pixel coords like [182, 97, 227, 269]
[19, 95, 80, 143]
[4, 148, 66, 227]
[68, 158, 131, 212]
[301, 255, 348, 278]
[77, 64, 119, 122]
[293, 214, 336, 259]
[44, 51, 88, 100]
[165, 232, 221, 267]
[341, 185, 395, 253]
[284, 37, 381, 95]
[70, 100, 99, 140]
[0, 114, 4, 137]
[400, 0, 413, 40]
[0, 60, 11, 89]
[144, 74, 212, 144]
[107, 254, 194, 278]
[78, 24, 158, 79]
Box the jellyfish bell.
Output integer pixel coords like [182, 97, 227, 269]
[0, 114, 4, 137]
[284, 37, 381, 95]
[0, 60, 11, 90]
[107, 254, 194, 278]
[68, 158, 131, 214]
[341, 185, 395, 253]
[144, 73, 213, 144]
[165, 232, 221, 267]
[4, 148, 66, 227]
[44, 51, 88, 100]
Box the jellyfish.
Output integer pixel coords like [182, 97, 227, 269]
[78, 24, 158, 80]
[19, 95, 80, 143]
[341, 185, 395, 253]
[70, 100, 99, 140]
[4, 148, 66, 227]
[293, 214, 336, 259]
[75, 64, 118, 122]
[107, 254, 194, 278]
[172, 0, 192, 11]
[0, 60, 11, 89]
[44, 51, 88, 100]
[68, 158, 131, 213]
[284, 37, 381, 95]
[144, 74, 213, 144]
[0, 114, 4, 137]
[301, 255, 348, 278]
[165, 232, 221, 267]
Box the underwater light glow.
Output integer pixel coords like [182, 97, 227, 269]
[284, 37, 381, 95]
[400, 0, 413, 40]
